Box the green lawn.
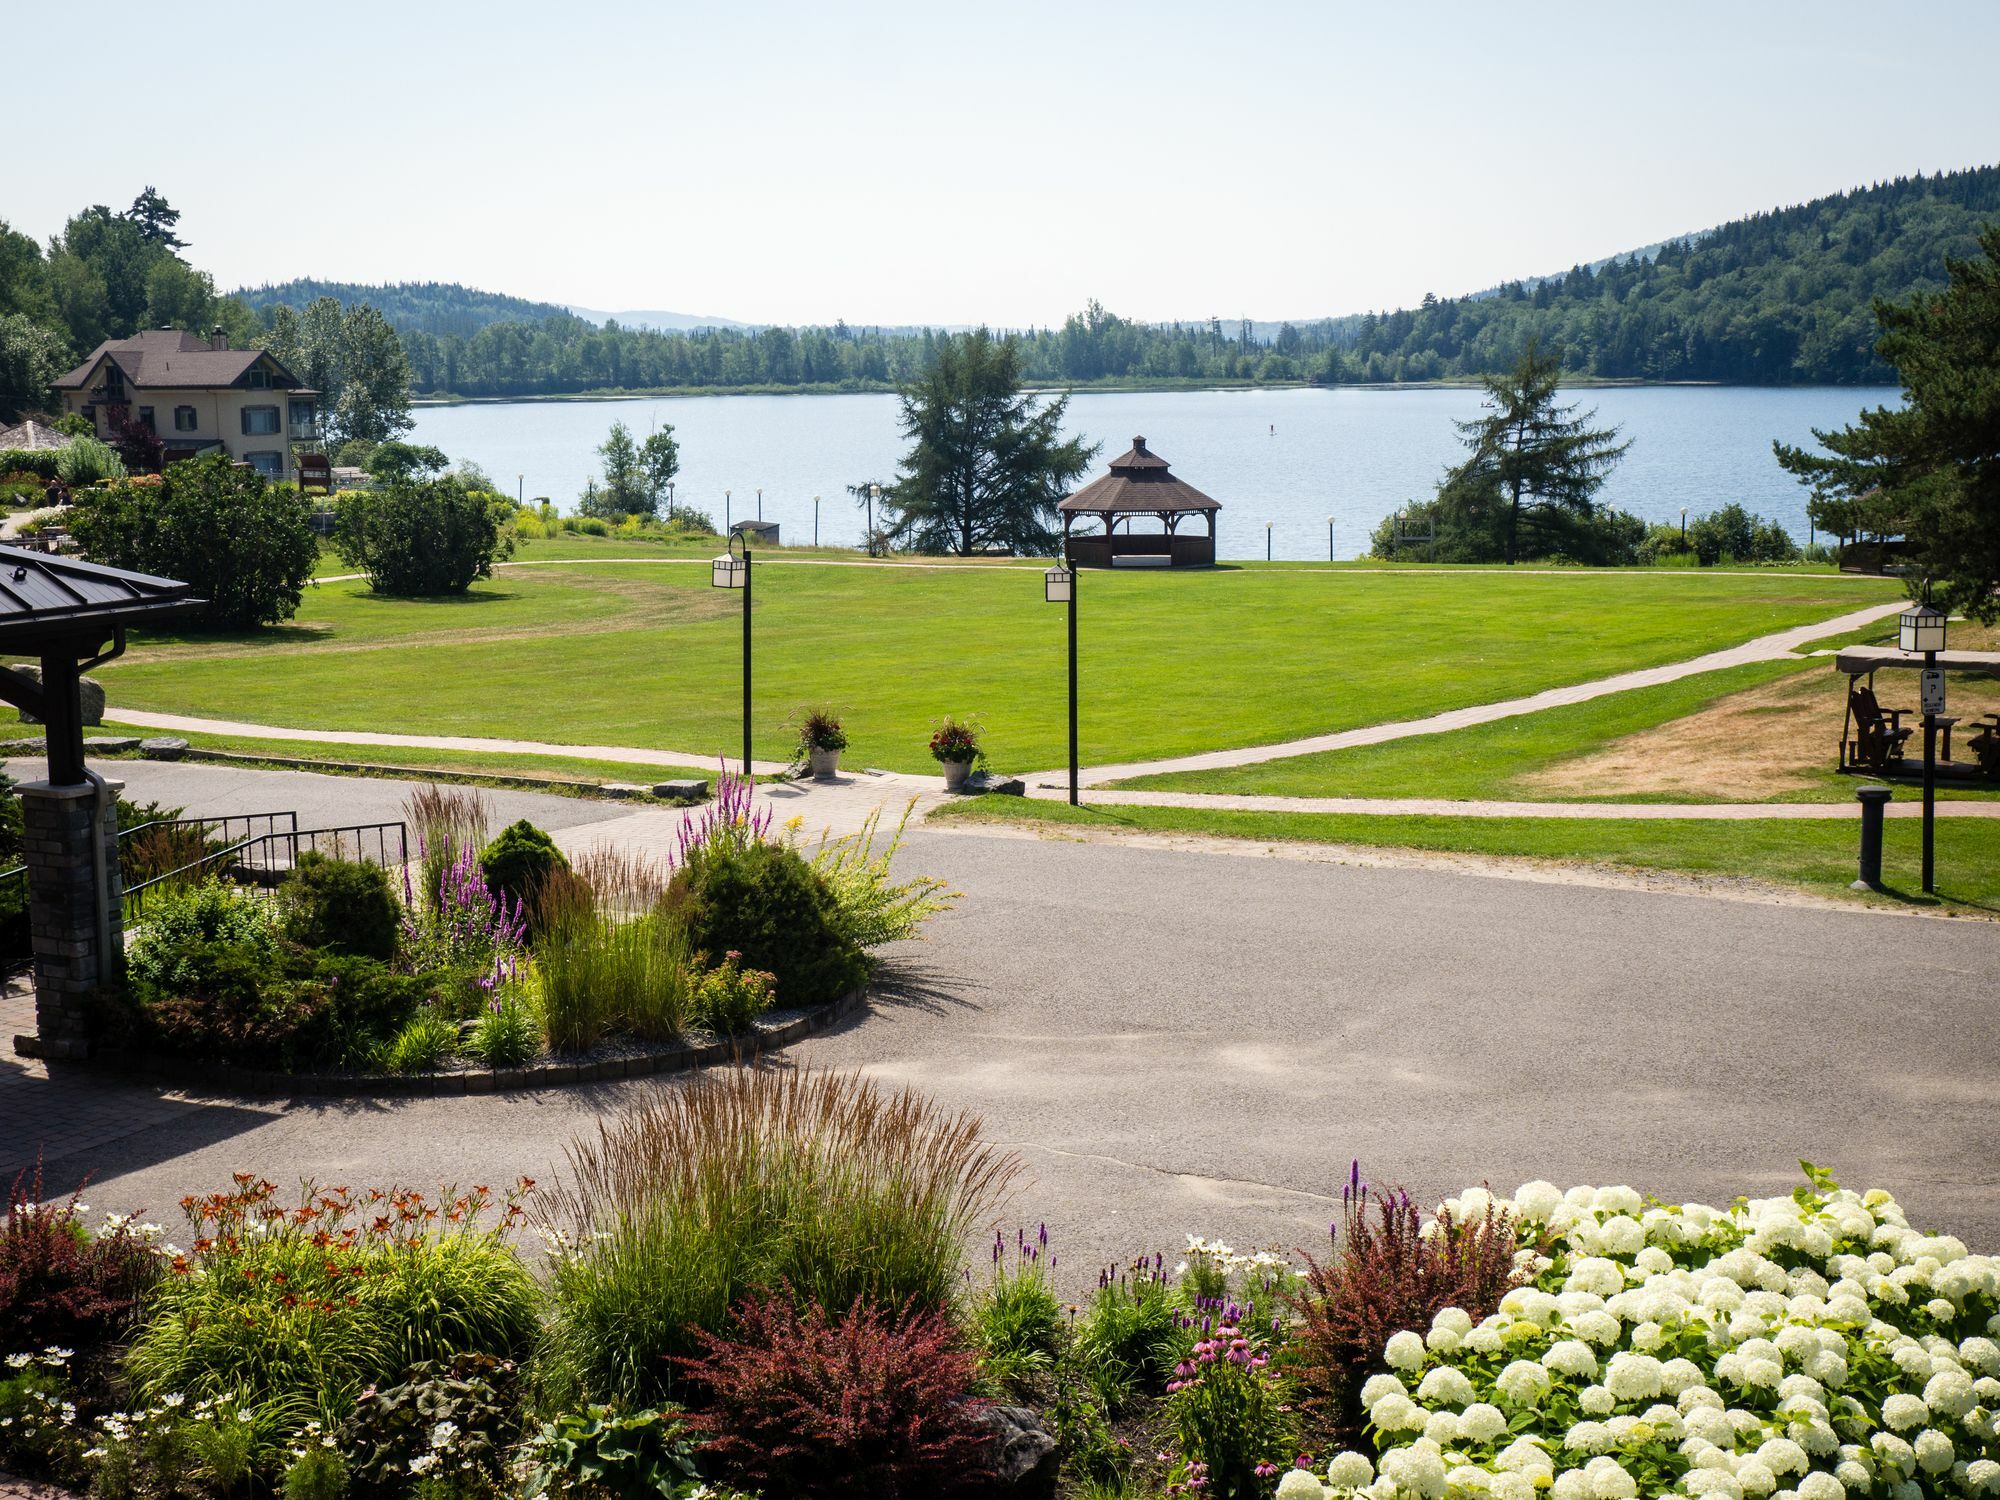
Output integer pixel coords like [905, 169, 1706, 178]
[930, 796, 2000, 916]
[94, 538, 1897, 775]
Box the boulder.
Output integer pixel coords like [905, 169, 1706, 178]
[651, 778, 710, 802]
[966, 771, 1026, 797]
[968, 1404, 1058, 1500]
[601, 782, 651, 799]
[10, 663, 106, 726]
[140, 736, 189, 761]
[85, 736, 142, 753]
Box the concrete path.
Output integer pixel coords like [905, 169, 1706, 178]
[1035, 599, 1909, 786]
[0, 505, 60, 541]
[1055, 788, 2000, 819]
[7, 810, 1999, 1292]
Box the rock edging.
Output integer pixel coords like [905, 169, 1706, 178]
[99, 986, 867, 1100]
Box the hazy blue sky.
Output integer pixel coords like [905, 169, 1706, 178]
[9, 1, 1997, 326]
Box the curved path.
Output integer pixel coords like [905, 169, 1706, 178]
[6, 763, 2000, 1293]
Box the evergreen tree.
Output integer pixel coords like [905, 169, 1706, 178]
[884, 331, 1096, 556]
[1774, 224, 2000, 623]
[1443, 339, 1630, 563]
[586, 421, 646, 517]
[121, 187, 187, 251]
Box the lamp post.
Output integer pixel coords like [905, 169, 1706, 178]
[866, 483, 880, 555]
[1044, 552, 1077, 806]
[711, 533, 753, 777]
[517, 475, 523, 505]
[1266, 521, 1273, 563]
[757, 487, 763, 521]
[725, 490, 732, 533]
[1680, 507, 1687, 544]
[1327, 515, 1335, 564]
[1900, 602, 1948, 893]
[666, 481, 675, 525]
[813, 495, 820, 547]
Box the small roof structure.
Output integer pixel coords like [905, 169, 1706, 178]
[1835, 644, 2000, 678]
[1060, 436, 1220, 519]
[0, 419, 75, 452]
[0, 545, 204, 785]
[1058, 436, 1220, 568]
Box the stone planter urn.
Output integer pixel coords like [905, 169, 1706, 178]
[808, 746, 842, 781]
[941, 757, 974, 792]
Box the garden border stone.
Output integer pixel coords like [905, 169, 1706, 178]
[96, 985, 868, 1100]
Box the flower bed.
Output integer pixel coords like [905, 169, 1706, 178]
[106, 773, 952, 1084]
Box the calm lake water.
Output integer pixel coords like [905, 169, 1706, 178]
[411, 385, 1896, 562]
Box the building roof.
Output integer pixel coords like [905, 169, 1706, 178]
[0, 544, 202, 646]
[51, 329, 303, 393]
[1058, 436, 1221, 515]
[0, 419, 75, 452]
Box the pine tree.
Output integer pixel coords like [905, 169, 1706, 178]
[1444, 340, 1630, 564]
[1775, 224, 2000, 622]
[885, 331, 1096, 556]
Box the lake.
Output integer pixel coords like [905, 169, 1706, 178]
[410, 384, 1895, 562]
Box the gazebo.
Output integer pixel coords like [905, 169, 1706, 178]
[0, 546, 202, 1058]
[1058, 436, 1219, 568]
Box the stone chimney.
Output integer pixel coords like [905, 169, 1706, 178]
[210, 325, 228, 351]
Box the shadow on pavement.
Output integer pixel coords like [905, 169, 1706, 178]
[4, 1097, 277, 1203]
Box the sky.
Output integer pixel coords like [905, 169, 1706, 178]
[8, 1, 1998, 328]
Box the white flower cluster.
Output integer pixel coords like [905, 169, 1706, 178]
[1344, 1179, 2000, 1500]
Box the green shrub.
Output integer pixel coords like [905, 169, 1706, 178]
[54, 436, 124, 487]
[479, 820, 568, 912]
[520, 1405, 705, 1498]
[1685, 502, 1801, 566]
[1074, 1256, 1186, 1404]
[562, 515, 611, 536]
[128, 1178, 538, 1438]
[667, 840, 868, 1007]
[332, 473, 515, 595]
[539, 1067, 1021, 1406]
[688, 952, 775, 1034]
[379, 1009, 458, 1072]
[0, 449, 61, 481]
[276, 851, 400, 960]
[64, 453, 318, 628]
[806, 802, 957, 948]
[127, 879, 279, 991]
[279, 1445, 348, 1500]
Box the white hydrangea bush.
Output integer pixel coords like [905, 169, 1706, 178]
[1338, 1171, 2000, 1500]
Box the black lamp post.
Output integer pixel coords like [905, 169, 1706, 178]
[1044, 554, 1077, 806]
[1327, 515, 1335, 563]
[814, 494, 820, 547]
[712, 532, 752, 777]
[1266, 521, 1273, 563]
[867, 483, 880, 556]
[1900, 601, 1948, 893]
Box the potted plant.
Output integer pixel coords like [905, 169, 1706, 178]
[792, 705, 849, 781]
[929, 715, 984, 792]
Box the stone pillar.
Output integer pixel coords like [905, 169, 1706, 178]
[11, 779, 122, 1061]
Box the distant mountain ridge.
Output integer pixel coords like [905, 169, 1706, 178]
[564, 305, 749, 332]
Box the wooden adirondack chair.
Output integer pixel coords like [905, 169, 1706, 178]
[1846, 682, 1914, 772]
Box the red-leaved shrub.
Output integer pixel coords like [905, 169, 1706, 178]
[0, 1169, 158, 1358]
[1283, 1166, 1526, 1445]
[675, 1289, 992, 1499]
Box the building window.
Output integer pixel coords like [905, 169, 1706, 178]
[138, 407, 156, 433]
[247, 368, 271, 389]
[242, 406, 281, 436]
[174, 406, 198, 432]
[244, 451, 284, 479]
[287, 398, 316, 434]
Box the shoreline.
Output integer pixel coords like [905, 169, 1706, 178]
[409, 376, 1890, 409]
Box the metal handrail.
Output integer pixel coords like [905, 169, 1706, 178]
[123, 821, 410, 919]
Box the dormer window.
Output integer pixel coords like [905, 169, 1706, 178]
[102, 367, 126, 401]
[247, 367, 272, 389]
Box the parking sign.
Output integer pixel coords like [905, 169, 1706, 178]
[1920, 668, 1946, 717]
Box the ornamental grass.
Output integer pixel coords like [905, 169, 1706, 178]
[532, 847, 690, 1050]
[537, 1067, 1020, 1407]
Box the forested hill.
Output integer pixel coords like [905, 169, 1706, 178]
[1337, 165, 2000, 383]
[233, 166, 1998, 397]
[232, 280, 575, 340]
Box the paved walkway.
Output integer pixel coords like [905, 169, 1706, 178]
[1055, 788, 2000, 819]
[1031, 599, 1909, 786]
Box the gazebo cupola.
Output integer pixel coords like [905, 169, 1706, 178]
[1058, 437, 1220, 568]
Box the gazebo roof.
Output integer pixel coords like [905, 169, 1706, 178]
[1059, 437, 1220, 514]
[0, 544, 202, 647]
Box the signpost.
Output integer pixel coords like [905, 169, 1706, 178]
[1920, 668, 1946, 718]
